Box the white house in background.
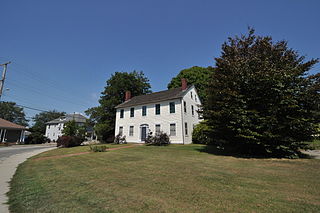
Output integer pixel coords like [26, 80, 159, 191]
[115, 79, 202, 144]
[45, 113, 87, 141]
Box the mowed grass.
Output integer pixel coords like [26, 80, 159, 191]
[8, 144, 320, 213]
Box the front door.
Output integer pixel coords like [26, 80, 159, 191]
[141, 127, 147, 141]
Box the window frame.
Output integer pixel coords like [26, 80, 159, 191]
[155, 104, 161, 115]
[130, 107, 134, 117]
[120, 109, 124, 118]
[169, 102, 175, 113]
[185, 122, 188, 136]
[119, 126, 123, 136]
[142, 106, 147, 116]
[129, 126, 134, 136]
[155, 124, 161, 134]
[184, 101, 187, 113]
[170, 123, 176, 136]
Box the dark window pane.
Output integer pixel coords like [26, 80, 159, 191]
[155, 104, 160, 115]
[130, 108, 134, 117]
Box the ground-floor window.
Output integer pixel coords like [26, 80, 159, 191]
[155, 124, 161, 134]
[119, 126, 123, 136]
[170, 123, 176, 136]
[129, 126, 134, 136]
[185, 122, 188, 136]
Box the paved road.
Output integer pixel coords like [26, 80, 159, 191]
[0, 144, 56, 213]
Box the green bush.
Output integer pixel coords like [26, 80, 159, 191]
[192, 121, 210, 144]
[145, 131, 170, 146]
[57, 136, 82, 148]
[89, 145, 107, 152]
[25, 132, 49, 144]
[114, 134, 126, 144]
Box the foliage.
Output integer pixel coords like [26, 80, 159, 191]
[86, 71, 151, 142]
[114, 134, 127, 144]
[62, 120, 86, 141]
[145, 131, 170, 146]
[24, 132, 49, 144]
[31, 111, 65, 134]
[56, 136, 82, 148]
[167, 66, 213, 102]
[192, 121, 210, 144]
[89, 145, 108, 152]
[203, 28, 320, 158]
[0, 101, 28, 126]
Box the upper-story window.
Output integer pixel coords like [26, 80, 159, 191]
[155, 104, 160, 115]
[185, 122, 188, 136]
[184, 101, 187, 113]
[191, 92, 193, 99]
[142, 106, 147, 116]
[195, 95, 197, 102]
[120, 109, 124, 118]
[130, 108, 134, 117]
[191, 105, 194, 116]
[169, 102, 175, 113]
[48, 125, 50, 129]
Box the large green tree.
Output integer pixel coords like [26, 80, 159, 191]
[203, 29, 319, 157]
[86, 71, 151, 142]
[167, 66, 213, 102]
[0, 101, 28, 126]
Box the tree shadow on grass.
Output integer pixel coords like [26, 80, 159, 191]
[195, 145, 315, 159]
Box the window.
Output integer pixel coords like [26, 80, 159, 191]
[129, 126, 134, 136]
[185, 122, 188, 135]
[191, 105, 194, 116]
[142, 106, 147, 116]
[169, 102, 175, 113]
[130, 108, 134, 117]
[170, 124, 176, 136]
[191, 92, 193, 99]
[119, 126, 123, 136]
[48, 125, 50, 129]
[195, 95, 197, 102]
[184, 101, 187, 113]
[155, 104, 160, 115]
[120, 109, 124, 118]
[155, 124, 161, 133]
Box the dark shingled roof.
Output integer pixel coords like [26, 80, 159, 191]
[0, 118, 27, 130]
[46, 113, 87, 124]
[115, 86, 192, 109]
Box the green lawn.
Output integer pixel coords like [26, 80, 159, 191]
[8, 144, 320, 213]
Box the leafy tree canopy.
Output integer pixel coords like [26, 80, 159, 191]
[31, 110, 65, 133]
[167, 66, 213, 102]
[203, 28, 319, 158]
[86, 71, 151, 142]
[0, 101, 28, 126]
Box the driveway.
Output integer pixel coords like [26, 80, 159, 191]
[0, 144, 56, 213]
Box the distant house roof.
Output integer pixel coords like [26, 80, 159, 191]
[115, 86, 193, 109]
[0, 118, 27, 130]
[46, 113, 87, 124]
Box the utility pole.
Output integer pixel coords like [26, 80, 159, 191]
[0, 61, 11, 100]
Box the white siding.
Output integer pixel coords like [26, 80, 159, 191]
[45, 123, 64, 141]
[181, 87, 202, 144]
[115, 98, 184, 144]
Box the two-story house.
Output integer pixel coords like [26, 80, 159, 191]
[115, 79, 202, 144]
[45, 113, 88, 141]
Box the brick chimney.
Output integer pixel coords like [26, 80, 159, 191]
[181, 78, 187, 90]
[125, 91, 131, 101]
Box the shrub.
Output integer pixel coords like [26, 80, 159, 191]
[145, 131, 170, 146]
[57, 136, 82, 148]
[114, 134, 127, 144]
[192, 121, 210, 144]
[25, 132, 49, 144]
[89, 145, 107, 152]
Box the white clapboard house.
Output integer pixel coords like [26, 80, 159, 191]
[45, 113, 87, 141]
[115, 79, 202, 144]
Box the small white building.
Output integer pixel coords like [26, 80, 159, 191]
[115, 79, 202, 144]
[45, 113, 87, 141]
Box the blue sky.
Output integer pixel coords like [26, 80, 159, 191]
[0, 0, 319, 122]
